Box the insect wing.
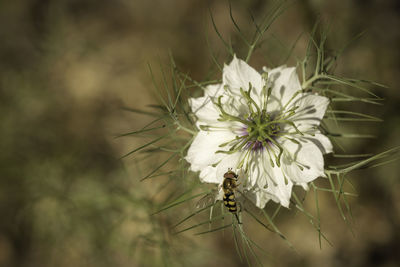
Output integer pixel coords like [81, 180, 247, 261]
[196, 191, 217, 209]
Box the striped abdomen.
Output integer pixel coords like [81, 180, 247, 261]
[223, 192, 237, 213]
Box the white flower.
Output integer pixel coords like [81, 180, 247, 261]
[185, 56, 333, 208]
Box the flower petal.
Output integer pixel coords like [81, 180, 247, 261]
[190, 85, 249, 128]
[198, 166, 220, 184]
[291, 93, 330, 131]
[266, 165, 293, 208]
[204, 83, 224, 98]
[243, 187, 274, 209]
[189, 95, 220, 125]
[305, 132, 333, 154]
[247, 150, 293, 207]
[223, 55, 264, 96]
[281, 139, 326, 190]
[247, 150, 269, 187]
[185, 130, 235, 172]
[267, 66, 302, 112]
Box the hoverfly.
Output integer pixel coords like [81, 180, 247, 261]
[222, 169, 240, 222]
[196, 169, 241, 223]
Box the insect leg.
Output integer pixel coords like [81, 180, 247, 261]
[234, 212, 242, 224]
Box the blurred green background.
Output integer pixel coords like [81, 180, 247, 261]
[0, 0, 399, 266]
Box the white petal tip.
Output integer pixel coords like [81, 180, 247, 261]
[281, 201, 290, 208]
[301, 183, 310, 191]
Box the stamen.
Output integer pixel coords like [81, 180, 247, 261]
[282, 89, 302, 111]
[215, 96, 249, 125]
[283, 137, 300, 145]
[264, 86, 273, 110]
[276, 106, 299, 121]
[262, 132, 283, 167]
[265, 144, 275, 168]
[218, 135, 246, 148]
[240, 83, 261, 115]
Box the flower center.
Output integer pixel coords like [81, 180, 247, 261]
[245, 112, 281, 151]
[213, 83, 304, 168]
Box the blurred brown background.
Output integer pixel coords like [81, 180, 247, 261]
[0, 0, 399, 266]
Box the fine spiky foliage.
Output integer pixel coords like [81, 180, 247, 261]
[118, 2, 399, 265]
